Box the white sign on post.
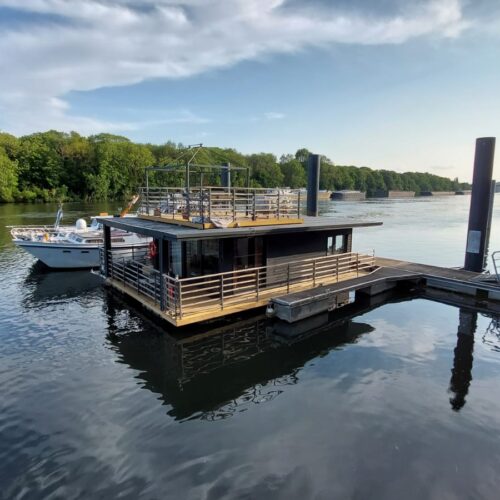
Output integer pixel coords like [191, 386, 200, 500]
[466, 230, 481, 254]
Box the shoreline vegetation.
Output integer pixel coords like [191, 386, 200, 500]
[0, 130, 471, 203]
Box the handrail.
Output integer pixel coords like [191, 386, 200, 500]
[179, 251, 361, 282]
[138, 186, 301, 222]
[101, 249, 375, 321]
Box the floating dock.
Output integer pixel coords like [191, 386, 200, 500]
[270, 257, 500, 322]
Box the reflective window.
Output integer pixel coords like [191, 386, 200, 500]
[327, 234, 346, 254]
[185, 240, 220, 277]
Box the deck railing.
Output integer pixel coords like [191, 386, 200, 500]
[102, 250, 375, 321]
[139, 186, 301, 223]
[9, 226, 67, 240]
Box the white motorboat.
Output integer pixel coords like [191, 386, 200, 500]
[10, 202, 151, 269]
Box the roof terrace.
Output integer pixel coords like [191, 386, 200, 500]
[138, 145, 304, 229]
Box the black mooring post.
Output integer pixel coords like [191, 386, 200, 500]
[307, 154, 321, 217]
[221, 162, 231, 188]
[464, 137, 496, 272]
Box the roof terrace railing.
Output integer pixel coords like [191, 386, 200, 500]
[138, 186, 301, 224]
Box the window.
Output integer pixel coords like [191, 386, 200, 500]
[234, 237, 264, 270]
[327, 234, 346, 254]
[184, 240, 220, 277]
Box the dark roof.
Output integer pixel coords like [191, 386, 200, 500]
[97, 216, 382, 241]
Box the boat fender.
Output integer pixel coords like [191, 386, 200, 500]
[149, 241, 158, 259]
[266, 304, 275, 317]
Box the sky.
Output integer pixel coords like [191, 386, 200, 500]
[0, 0, 500, 181]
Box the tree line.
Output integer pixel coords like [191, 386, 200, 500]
[0, 130, 470, 203]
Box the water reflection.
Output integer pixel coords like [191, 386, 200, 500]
[103, 291, 425, 421]
[482, 316, 500, 353]
[449, 309, 477, 411]
[22, 262, 102, 307]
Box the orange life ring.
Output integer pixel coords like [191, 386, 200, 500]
[149, 241, 158, 259]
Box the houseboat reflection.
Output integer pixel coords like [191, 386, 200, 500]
[103, 290, 421, 421]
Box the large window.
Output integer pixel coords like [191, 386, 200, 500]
[327, 234, 346, 255]
[234, 237, 264, 270]
[184, 240, 220, 277]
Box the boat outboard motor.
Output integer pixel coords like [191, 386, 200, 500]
[75, 218, 87, 231]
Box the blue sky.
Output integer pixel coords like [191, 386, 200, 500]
[0, 0, 499, 181]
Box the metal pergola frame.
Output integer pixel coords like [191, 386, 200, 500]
[144, 144, 251, 191]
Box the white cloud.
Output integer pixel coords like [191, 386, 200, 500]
[265, 112, 286, 120]
[0, 0, 467, 135]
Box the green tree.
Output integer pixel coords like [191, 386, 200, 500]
[280, 159, 306, 188]
[89, 139, 155, 200]
[0, 132, 19, 160]
[0, 148, 18, 202]
[247, 153, 283, 187]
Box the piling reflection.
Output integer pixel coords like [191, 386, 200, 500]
[449, 309, 477, 411]
[483, 316, 500, 353]
[103, 291, 398, 421]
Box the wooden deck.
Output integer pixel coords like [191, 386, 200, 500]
[139, 213, 304, 229]
[375, 257, 482, 281]
[106, 267, 373, 327]
[376, 257, 500, 301]
[104, 254, 500, 328]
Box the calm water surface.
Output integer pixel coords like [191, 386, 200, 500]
[1, 197, 500, 499]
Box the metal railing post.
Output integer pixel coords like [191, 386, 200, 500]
[313, 260, 316, 286]
[253, 189, 257, 220]
[199, 187, 203, 223]
[297, 191, 301, 217]
[287, 264, 290, 293]
[357, 253, 359, 277]
[232, 188, 236, 222]
[336, 256, 339, 282]
[277, 190, 281, 219]
[208, 188, 212, 223]
[256, 268, 260, 300]
[178, 281, 183, 319]
[220, 275, 224, 309]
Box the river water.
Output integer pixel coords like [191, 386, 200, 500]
[1, 197, 500, 499]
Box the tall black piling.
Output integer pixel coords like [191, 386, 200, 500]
[221, 162, 231, 188]
[464, 137, 496, 272]
[307, 154, 321, 217]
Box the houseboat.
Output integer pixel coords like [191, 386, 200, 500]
[98, 154, 382, 327]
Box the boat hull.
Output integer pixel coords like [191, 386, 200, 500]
[14, 241, 148, 269]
